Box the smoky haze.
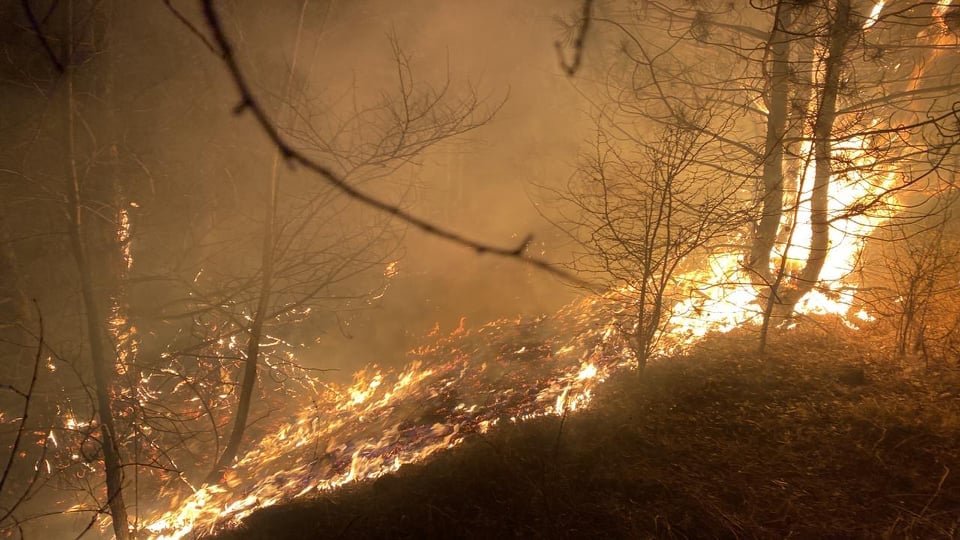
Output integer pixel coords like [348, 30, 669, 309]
[259, 0, 589, 377]
[0, 1, 590, 535]
[7, 1, 960, 537]
[1, 0, 590, 375]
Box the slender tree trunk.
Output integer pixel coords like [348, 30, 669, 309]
[762, 0, 852, 328]
[750, 2, 792, 285]
[753, 4, 793, 354]
[635, 279, 650, 371]
[63, 2, 129, 535]
[897, 293, 915, 357]
[635, 291, 661, 372]
[758, 1, 851, 352]
[789, 0, 852, 305]
[209, 0, 310, 481]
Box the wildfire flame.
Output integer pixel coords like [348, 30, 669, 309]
[144, 134, 899, 538]
[142, 3, 944, 535]
[145, 303, 628, 539]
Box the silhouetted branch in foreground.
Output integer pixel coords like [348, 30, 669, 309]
[19, 0, 63, 73]
[0, 302, 43, 526]
[556, 0, 594, 76]
[199, 0, 595, 290]
[161, 0, 221, 57]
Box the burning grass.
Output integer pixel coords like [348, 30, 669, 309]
[144, 296, 631, 538]
[211, 322, 960, 539]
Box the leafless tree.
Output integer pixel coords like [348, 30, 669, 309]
[58, 1, 131, 534]
[860, 193, 960, 362]
[0, 0, 520, 536]
[552, 108, 749, 369]
[572, 0, 960, 352]
[0, 305, 47, 535]
[199, 6, 500, 480]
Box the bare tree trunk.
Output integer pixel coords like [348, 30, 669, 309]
[209, 0, 310, 481]
[797, 0, 850, 292]
[635, 291, 660, 372]
[757, 1, 852, 352]
[753, 3, 793, 355]
[63, 2, 129, 535]
[773, 0, 853, 319]
[749, 2, 792, 285]
[897, 285, 917, 357]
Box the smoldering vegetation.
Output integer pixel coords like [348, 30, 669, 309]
[213, 326, 960, 540]
[1, 1, 587, 536]
[3, 1, 960, 538]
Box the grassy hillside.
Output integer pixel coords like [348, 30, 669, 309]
[213, 324, 960, 539]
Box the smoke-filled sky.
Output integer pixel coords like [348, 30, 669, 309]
[270, 0, 591, 374]
[9, 2, 960, 537]
[0, 0, 594, 379]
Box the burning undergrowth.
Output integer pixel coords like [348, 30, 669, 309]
[146, 294, 637, 538]
[144, 153, 900, 538]
[211, 324, 960, 539]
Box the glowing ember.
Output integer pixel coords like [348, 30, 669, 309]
[145, 304, 630, 538]
[144, 133, 900, 538]
[142, 11, 932, 533]
[384, 260, 400, 278]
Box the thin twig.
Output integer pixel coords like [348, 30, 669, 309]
[162, 0, 221, 57]
[0, 301, 44, 525]
[20, 0, 64, 72]
[916, 465, 950, 522]
[551, 409, 567, 462]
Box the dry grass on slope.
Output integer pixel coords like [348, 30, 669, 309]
[215, 321, 960, 539]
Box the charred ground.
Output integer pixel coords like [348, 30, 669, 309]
[211, 323, 960, 539]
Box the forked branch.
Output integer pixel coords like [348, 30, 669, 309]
[199, 0, 593, 289]
[556, 0, 594, 76]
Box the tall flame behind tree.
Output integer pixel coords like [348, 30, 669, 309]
[143, 2, 960, 537]
[564, 0, 960, 355]
[551, 114, 752, 371]
[761, 0, 855, 325]
[3, 1, 960, 538]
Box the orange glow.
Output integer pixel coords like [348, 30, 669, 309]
[140, 7, 949, 536]
[142, 140, 903, 540]
[144, 304, 629, 538]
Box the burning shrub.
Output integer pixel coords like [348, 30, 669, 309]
[859, 193, 960, 363]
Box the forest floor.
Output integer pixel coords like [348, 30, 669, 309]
[213, 323, 960, 539]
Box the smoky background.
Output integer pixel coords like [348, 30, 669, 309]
[216, 0, 592, 379]
[0, 0, 593, 387]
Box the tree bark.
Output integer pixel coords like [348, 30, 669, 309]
[749, 2, 792, 285]
[209, 0, 310, 482]
[782, 0, 852, 312]
[63, 2, 130, 535]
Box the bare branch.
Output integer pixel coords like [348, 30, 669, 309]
[19, 0, 64, 73]
[161, 0, 221, 57]
[0, 301, 44, 526]
[199, 0, 594, 290]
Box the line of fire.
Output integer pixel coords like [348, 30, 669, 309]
[2, 1, 960, 538]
